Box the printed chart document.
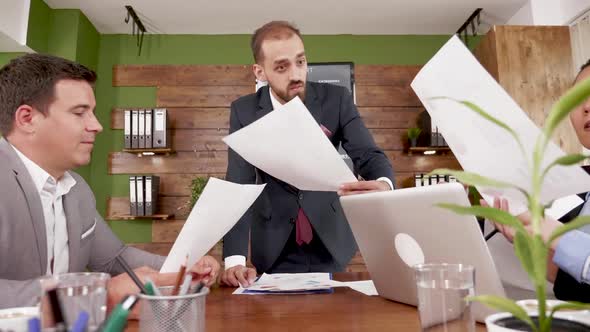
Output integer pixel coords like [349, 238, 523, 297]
[233, 273, 377, 296]
[411, 35, 590, 216]
[223, 97, 356, 192]
[161, 178, 265, 273]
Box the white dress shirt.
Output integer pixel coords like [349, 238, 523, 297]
[12, 145, 76, 275]
[224, 88, 394, 269]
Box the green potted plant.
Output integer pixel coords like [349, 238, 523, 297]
[407, 127, 422, 147]
[429, 77, 590, 331]
[189, 177, 209, 209]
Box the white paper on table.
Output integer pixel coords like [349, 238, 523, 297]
[342, 280, 378, 296]
[160, 178, 265, 273]
[411, 35, 590, 215]
[232, 273, 378, 296]
[222, 96, 356, 192]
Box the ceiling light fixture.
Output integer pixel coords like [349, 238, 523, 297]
[124, 5, 146, 56]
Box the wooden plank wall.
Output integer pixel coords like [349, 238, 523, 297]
[108, 64, 460, 272]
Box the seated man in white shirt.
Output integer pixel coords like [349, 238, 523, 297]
[0, 53, 220, 309]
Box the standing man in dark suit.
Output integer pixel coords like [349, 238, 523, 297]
[220, 21, 395, 287]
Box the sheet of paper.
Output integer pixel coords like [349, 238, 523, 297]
[342, 280, 378, 296]
[232, 273, 378, 296]
[483, 221, 555, 294]
[232, 273, 340, 294]
[222, 96, 356, 191]
[411, 36, 590, 214]
[160, 178, 265, 273]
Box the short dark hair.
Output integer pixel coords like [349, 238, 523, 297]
[575, 58, 590, 83]
[251, 21, 302, 64]
[0, 53, 97, 135]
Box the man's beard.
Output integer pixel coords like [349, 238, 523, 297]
[276, 81, 306, 102]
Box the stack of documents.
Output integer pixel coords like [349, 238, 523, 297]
[233, 273, 378, 296]
[234, 273, 336, 295]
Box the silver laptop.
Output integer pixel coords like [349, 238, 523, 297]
[340, 183, 506, 323]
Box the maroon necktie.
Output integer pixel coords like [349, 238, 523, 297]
[295, 208, 313, 245]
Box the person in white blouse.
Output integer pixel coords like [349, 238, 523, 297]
[0, 53, 220, 309]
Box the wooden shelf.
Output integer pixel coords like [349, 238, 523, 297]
[122, 148, 175, 156]
[407, 146, 452, 156]
[110, 214, 174, 221]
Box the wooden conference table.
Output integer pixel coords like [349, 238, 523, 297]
[126, 272, 486, 331]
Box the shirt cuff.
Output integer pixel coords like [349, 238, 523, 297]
[224, 255, 246, 270]
[377, 177, 394, 190]
[552, 230, 590, 284]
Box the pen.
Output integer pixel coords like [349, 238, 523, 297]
[101, 295, 139, 332]
[28, 317, 41, 332]
[115, 255, 149, 294]
[47, 288, 67, 332]
[178, 274, 193, 296]
[192, 281, 206, 294]
[484, 229, 499, 241]
[71, 311, 89, 332]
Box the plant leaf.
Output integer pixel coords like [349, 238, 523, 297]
[531, 235, 548, 287]
[436, 203, 527, 234]
[468, 295, 534, 328]
[429, 169, 516, 189]
[513, 230, 535, 281]
[544, 77, 590, 139]
[550, 301, 590, 317]
[543, 154, 590, 178]
[548, 216, 590, 245]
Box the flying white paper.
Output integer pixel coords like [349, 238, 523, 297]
[222, 96, 356, 191]
[160, 178, 265, 273]
[411, 35, 590, 215]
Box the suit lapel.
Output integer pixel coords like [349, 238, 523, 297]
[0, 139, 47, 274]
[63, 192, 81, 272]
[304, 83, 322, 125]
[255, 86, 273, 120]
[256, 84, 322, 125]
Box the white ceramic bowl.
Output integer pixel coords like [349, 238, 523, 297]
[0, 307, 39, 332]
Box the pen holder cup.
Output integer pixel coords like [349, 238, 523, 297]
[137, 286, 209, 332]
[39, 272, 110, 332]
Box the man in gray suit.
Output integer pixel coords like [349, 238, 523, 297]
[0, 54, 220, 309]
[220, 21, 395, 287]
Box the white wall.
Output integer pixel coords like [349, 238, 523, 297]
[561, 0, 590, 24]
[507, 2, 534, 25]
[506, 0, 590, 25]
[0, 0, 31, 46]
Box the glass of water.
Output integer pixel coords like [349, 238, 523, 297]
[40, 272, 110, 331]
[414, 263, 475, 332]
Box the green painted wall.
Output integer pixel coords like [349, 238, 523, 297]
[0, 53, 25, 67]
[91, 34, 452, 243]
[26, 0, 50, 53]
[47, 10, 79, 60]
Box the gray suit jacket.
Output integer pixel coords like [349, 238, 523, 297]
[0, 138, 165, 308]
[223, 82, 395, 272]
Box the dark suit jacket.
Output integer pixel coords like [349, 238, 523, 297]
[223, 82, 395, 272]
[0, 138, 165, 308]
[554, 191, 590, 302]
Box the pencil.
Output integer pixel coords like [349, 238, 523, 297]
[172, 255, 188, 296]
